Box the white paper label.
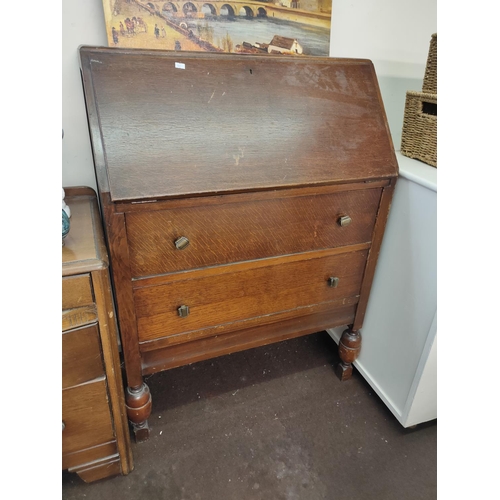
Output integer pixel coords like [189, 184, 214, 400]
[175, 62, 185, 69]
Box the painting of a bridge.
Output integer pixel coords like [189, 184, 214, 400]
[102, 0, 331, 56]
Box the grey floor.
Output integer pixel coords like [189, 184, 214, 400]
[62, 331, 437, 500]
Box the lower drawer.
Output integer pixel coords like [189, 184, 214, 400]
[62, 379, 115, 458]
[134, 249, 368, 343]
[63, 440, 118, 472]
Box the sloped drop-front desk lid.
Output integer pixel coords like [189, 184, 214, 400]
[79, 47, 398, 202]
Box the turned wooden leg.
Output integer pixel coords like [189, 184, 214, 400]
[336, 328, 361, 381]
[125, 383, 152, 442]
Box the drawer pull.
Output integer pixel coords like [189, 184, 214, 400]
[62, 421, 66, 431]
[177, 305, 190, 318]
[174, 236, 190, 250]
[328, 277, 340, 288]
[338, 215, 352, 227]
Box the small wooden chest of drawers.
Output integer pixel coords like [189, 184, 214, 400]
[79, 48, 398, 441]
[62, 187, 133, 481]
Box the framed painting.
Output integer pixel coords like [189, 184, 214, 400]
[102, 0, 331, 56]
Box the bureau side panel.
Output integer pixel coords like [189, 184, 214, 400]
[353, 180, 396, 331]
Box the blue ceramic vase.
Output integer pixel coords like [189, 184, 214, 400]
[62, 209, 70, 246]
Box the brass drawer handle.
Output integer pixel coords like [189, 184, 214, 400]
[177, 305, 190, 318]
[338, 215, 352, 227]
[174, 236, 190, 250]
[328, 277, 339, 288]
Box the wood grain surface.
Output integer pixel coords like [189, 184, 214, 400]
[62, 324, 104, 389]
[62, 305, 98, 332]
[62, 275, 93, 310]
[79, 49, 399, 421]
[79, 47, 398, 201]
[126, 187, 381, 277]
[62, 379, 115, 456]
[140, 304, 357, 373]
[62, 188, 134, 474]
[63, 440, 117, 472]
[134, 249, 368, 342]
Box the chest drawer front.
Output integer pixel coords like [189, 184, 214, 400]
[126, 188, 381, 278]
[134, 249, 368, 343]
[62, 324, 105, 389]
[62, 379, 115, 456]
[62, 274, 93, 310]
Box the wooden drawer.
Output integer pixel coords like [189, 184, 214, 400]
[62, 274, 93, 310]
[62, 379, 115, 457]
[63, 440, 118, 472]
[62, 274, 97, 331]
[62, 324, 105, 389]
[134, 249, 368, 343]
[126, 188, 381, 278]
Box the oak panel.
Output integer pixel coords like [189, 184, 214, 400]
[62, 440, 117, 471]
[62, 274, 93, 310]
[71, 456, 122, 483]
[138, 296, 360, 351]
[126, 188, 381, 277]
[62, 305, 98, 332]
[62, 380, 115, 457]
[134, 249, 367, 342]
[141, 304, 357, 374]
[79, 47, 398, 202]
[62, 324, 104, 389]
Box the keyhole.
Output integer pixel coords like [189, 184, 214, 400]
[249, 69, 253, 74]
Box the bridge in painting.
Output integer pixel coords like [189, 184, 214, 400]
[136, 0, 331, 29]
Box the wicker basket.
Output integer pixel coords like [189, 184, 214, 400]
[400, 91, 437, 167]
[422, 33, 437, 94]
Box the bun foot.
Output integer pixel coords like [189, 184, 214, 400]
[336, 328, 361, 381]
[126, 383, 152, 442]
[336, 361, 353, 381]
[131, 420, 151, 442]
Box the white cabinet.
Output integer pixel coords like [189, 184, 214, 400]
[328, 153, 437, 427]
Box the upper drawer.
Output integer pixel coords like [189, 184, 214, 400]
[134, 249, 368, 343]
[126, 188, 381, 278]
[62, 324, 105, 389]
[62, 274, 93, 310]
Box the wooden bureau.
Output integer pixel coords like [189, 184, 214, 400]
[62, 187, 133, 481]
[79, 47, 398, 441]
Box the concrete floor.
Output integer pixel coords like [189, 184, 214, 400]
[62, 331, 437, 500]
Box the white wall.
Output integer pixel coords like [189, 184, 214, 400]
[62, 0, 437, 189]
[62, 1, 108, 191]
[330, 0, 437, 151]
